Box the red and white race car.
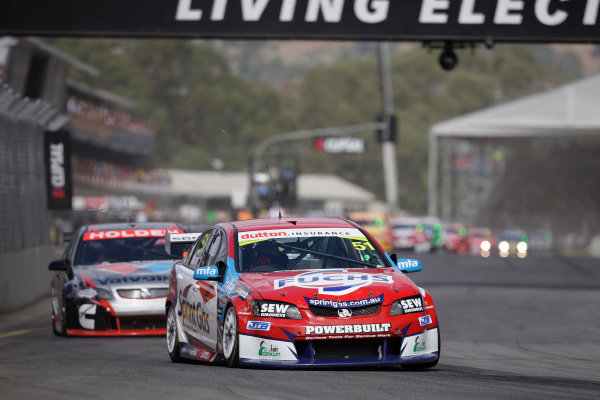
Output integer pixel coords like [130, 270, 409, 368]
[48, 222, 190, 336]
[165, 217, 440, 368]
[389, 216, 431, 253]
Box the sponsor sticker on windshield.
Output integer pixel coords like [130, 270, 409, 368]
[83, 229, 183, 241]
[238, 228, 364, 246]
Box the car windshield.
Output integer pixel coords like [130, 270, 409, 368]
[76, 237, 187, 265]
[237, 228, 389, 273]
[499, 231, 527, 241]
[392, 224, 416, 230]
[470, 230, 490, 238]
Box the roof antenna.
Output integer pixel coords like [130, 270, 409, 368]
[263, 156, 282, 220]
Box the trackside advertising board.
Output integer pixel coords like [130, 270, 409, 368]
[1, 0, 600, 42]
[44, 130, 72, 210]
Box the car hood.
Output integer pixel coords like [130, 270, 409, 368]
[240, 268, 420, 307]
[75, 261, 174, 288]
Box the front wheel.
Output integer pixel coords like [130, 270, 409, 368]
[51, 289, 66, 336]
[223, 306, 239, 367]
[166, 305, 182, 362]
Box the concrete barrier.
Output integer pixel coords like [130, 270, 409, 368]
[0, 245, 56, 313]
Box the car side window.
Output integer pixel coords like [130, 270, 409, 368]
[204, 231, 226, 267]
[64, 228, 80, 260]
[188, 231, 213, 269]
[183, 240, 199, 266]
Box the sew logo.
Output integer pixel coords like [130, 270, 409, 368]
[275, 270, 393, 295]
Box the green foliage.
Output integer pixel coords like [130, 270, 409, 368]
[49, 39, 582, 213]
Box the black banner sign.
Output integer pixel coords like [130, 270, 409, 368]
[1, 0, 599, 42]
[314, 137, 367, 153]
[44, 130, 73, 210]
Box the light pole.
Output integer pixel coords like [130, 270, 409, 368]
[377, 42, 399, 214]
[249, 122, 385, 214]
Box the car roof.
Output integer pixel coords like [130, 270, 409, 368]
[82, 222, 183, 232]
[228, 217, 356, 233]
[348, 211, 386, 219]
[389, 216, 421, 224]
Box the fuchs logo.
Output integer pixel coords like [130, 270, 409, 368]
[275, 270, 393, 295]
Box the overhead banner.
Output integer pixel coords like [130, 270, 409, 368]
[1, 0, 600, 42]
[44, 130, 73, 210]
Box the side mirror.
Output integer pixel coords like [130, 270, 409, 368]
[397, 259, 422, 273]
[193, 265, 222, 280]
[49, 259, 69, 271]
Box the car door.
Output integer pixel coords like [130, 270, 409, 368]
[197, 229, 227, 350]
[51, 228, 79, 325]
[176, 229, 213, 347]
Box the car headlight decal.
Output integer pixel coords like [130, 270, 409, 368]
[390, 294, 425, 316]
[77, 287, 113, 300]
[252, 300, 302, 320]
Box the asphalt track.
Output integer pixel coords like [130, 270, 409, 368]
[1, 253, 599, 399]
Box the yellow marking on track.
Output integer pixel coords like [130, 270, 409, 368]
[0, 327, 46, 339]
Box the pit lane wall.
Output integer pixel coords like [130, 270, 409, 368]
[0, 95, 54, 312]
[0, 245, 54, 313]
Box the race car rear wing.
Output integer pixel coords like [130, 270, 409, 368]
[165, 231, 202, 256]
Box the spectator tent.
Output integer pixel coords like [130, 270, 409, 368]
[428, 73, 600, 234]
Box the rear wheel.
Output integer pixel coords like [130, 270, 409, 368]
[223, 306, 239, 367]
[166, 305, 182, 362]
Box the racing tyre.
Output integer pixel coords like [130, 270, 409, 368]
[51, 308, 66, 336]
[223, 306, 239, 368]
[51, 291, 67, 337]
[166, 305, 182, 362]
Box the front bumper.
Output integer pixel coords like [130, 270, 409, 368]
[236, 308, 439, 367]
[65, 296, 167, 336]
[238, 327, 439, 367]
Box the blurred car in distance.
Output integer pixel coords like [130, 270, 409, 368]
[348, 211, 394, 253]
[421, 216, 444, 252]
[443, 222, 469, 253]
[528, 230, 553, 254]
[389, 216, 431, 253]
[468, 227, 495, 257]
[497, 229, 528, 258]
